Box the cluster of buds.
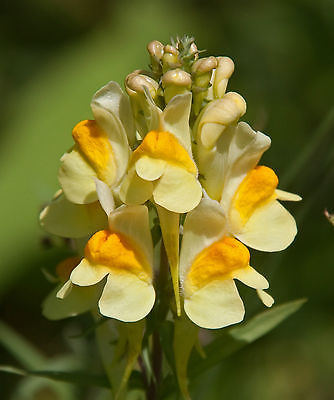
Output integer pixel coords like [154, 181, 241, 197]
[40, 36, 300, 399]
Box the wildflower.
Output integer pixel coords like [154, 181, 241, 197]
[180, 199, 271, 329]
[58, 81, 134, 205]
[120, 91, 202, 214]
[65, 205, 155, 322]
[195, 109, 301, 252]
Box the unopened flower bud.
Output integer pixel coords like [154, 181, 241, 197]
[194, 92, 246, 149]
[191, 57, 218, 115]
[147, 40, 164, 76]
[213, 56, 235, 98]
[125, 72, 159, 99]
[162, 45, 181, 73]
[162, 69, 192, 103]
[125, 72, 160, 138]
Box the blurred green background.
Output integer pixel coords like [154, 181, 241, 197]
[1, 0, 334, 398]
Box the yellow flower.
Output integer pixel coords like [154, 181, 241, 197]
[120, 93, 202, 213]
[196, 112, 301, 252]
[60, 205, 155, 322]
[180, 199, 273, 329]
[58, 81, 134, 205]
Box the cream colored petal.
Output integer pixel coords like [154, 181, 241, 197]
[98, 273, 155, 322]
[40, 192, 107, 238]
[92, 81, 136, 147]
[109, 205, 153, 266]
[91, 100, 130, 184]
[198, 122, 271, 203]
[275, 189, 302, 202]
[95, 179, 115, 216]
[135, 156, 167, 181]
[58, 148, 98, 204]
[153, 165, 202, 213]
[119, 169, 154, 205]
[235, 200, 297, 252]
[184, 279, 245, 329]
[70, 258, 109, 286]
[257, 289, 275, 307]
[233, 266, 269, 289]
[162, 93, 192, 154]
[56, 279, 73, 299]
[180, 198, 226, 282]
[43, 283, 101, 320]
[143, 87, 162, 132]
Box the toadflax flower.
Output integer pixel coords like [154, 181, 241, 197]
[60, 205, 155, 322]
[180, 199, 271, 329]
[195, 116, 301, 252]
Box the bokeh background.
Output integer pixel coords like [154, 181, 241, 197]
[1, 0, 334, 398]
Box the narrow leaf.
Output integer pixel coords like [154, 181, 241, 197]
[189, 298, 306, 378]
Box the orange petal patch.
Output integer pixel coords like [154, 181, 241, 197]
[232, 166, 278, 224]
[132, 130, 197, 175]
[72, 120, 116, 186]
[186, 236, 250, 291]
[84, 230, 151, 282]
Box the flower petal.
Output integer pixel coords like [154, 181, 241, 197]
[58, 148, 98, 204]
[40, 191, 107, 238]
[257, 289, 275, 307]
[153, 165, 202, 213]
[98, 273, 155, 322]
[275, 189, 302, 202]
[235, 200, 297, 252]
[95, 179, 115, 216]
[92, 81, 136, 147]
[70, 258, 109, 286]
[162, 93, 192, 154]
[108, 205, 153, 266]
[135, 156, 166, 181]
[197, 121, 271, 203]
[180, 198, 226, 282]
[91, 97, 130, 184]
[233, 266, 269, 289]
[184, 279, 245, 329]
[119, 169, 154, 205]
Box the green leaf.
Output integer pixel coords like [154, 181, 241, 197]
[0, 365, 110, 388]
[0, 320, 45, 369]
[0, 364, 144, 390]
[189, 298, 306, 378]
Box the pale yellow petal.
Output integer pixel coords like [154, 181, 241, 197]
[95, 179, 115, 216]
[135, 156, 166, 181]
[235, 200, 297, 252]
[162, 93, 192, 154]
[180, 198, 226, 282]
[184, 279, 245, 329]
[70, 258, 109, 286]
[56, 279, 73, 299]
[275, 189, 302, 202]
[119, 169, 154, 205]
[257, 289, 275, 307]
[58, 148, 98, 204]
[91, 99, 130, 184]
[233, 266, 269, 289]
[92, 81, 136, 146]
[40, 192, 107, 238]
[98, 273, 155, 322]
[153, 165, 202, 213]
[109, 205, 153, 266]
